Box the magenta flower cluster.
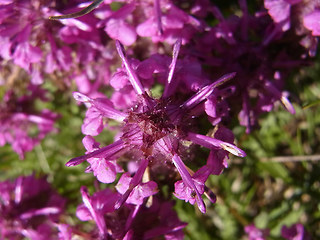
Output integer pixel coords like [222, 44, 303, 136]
[0, 175, 65, 239]
[0, 0, 318, 239]
[245, 223, 311, 240]
[0, 86, 58, 159]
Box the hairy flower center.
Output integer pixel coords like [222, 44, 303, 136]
[121, 99, 178, 155]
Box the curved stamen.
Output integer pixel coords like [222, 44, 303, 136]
[66, 139, 126, 167]
[115, 40, 147, 97]
[163, 39, 182, 98]
[49, 0, 104, 20]
[187, 132, 246, 157]
[154, 0, 163, 35]
[80, 186, 107, 237]
[73, 92, 128, 121]
[172, 154, 206, 213]
[181, 72, 236, 110]
[14, 177, 23, 204]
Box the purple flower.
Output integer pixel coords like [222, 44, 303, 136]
[76, 186, 186, 239]
[264, 0, 320, 55]
[304, 10, 320, 36]
[56, 224, 73, 240]
[0, 87, 59, 159]
[129, 198, 187, 240]
[188, 0, 300, 133]
[0, 1, 61, 84]
[76, 186, 116, 238]
[115, 158, 158, 207]
[174, 165, 216, 209]
[244, 224, 269, 240]
[73, 93, 126, 136]
[136, 0, 203, 44]
[0, 175, 65, 239]
[83, 135, 123, 183]
[50, 0, 137, 45]
[264, 0, 299, 31]
[68, 40, 245, 213]
[281, 223, 311, 240]
[95, 2, 137, 46]
[0, 0, 114, 93]
[12, 41, 42, 72]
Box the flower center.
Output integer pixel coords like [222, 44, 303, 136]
[121, 98, 178, 155]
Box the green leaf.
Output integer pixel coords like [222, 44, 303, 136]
[257, 161, 291, 183]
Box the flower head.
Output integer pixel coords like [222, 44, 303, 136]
[68, 39, 245, 213]
[0, 175, 65, 239]
[188, 1, 302, 132]
[0, 0, 113, 93]
[281, 223, 311, 240]
[244, 224, 270, 240]
[76, 186, 186, 239]
[0, 87, 59, 159]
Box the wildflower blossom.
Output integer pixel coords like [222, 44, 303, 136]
[136, 0, 204, 44]
[68, 40, 245, 213]
[244, 224, 269, 240]
[0, 86, 59, 159]
[0, 175, 65, 239]
[83, 135, 123, 183]
[0, 0, 113, 92]
[1, 0, 317, 238]
[244, 223, 311, 240]
[281, 223, 311, 240]
[94, 2, 137, 46]
[75, 186, 186, 239]
[189, 0, 300, 132]
[264, 0, 320, 55]
[0, 0, 68, 85]
[50, 0, 205, 45]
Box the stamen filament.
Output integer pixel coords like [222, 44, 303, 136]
[163, 39, 182, 98]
